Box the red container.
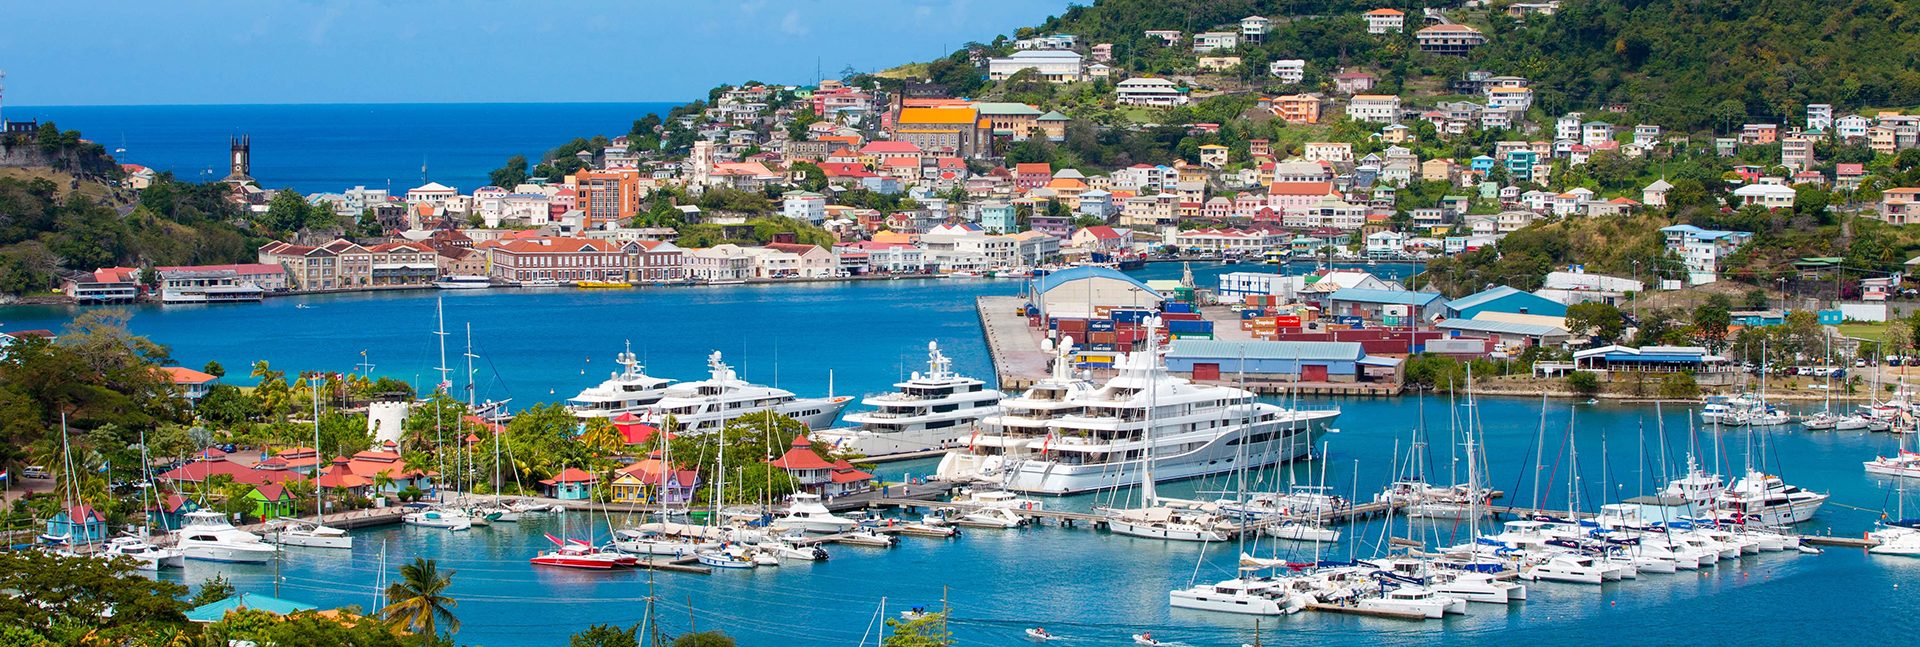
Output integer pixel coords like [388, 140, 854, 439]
[1090, 332, 1118, 344]
[1057, 318, 1088, 332]
[1276, 315, 1302, 327]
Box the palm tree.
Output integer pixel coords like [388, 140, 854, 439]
[382, 558, 459, 638]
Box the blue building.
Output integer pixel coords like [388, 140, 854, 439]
[46, 505, 108, 544]
[148, 494, 201, 531]
[979, 202, 1018, 234]
[1443, 285, 1568, 319]
[1165, 340, 1399, 383]
[1325, 288, 1449, 324]
[1504, 150, 1538, 181]
[1469, 155, 1497, 173]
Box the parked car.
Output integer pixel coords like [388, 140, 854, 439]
[21, 466, 49, 479]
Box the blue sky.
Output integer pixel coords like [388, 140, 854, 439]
[1, 1, 1069, 106]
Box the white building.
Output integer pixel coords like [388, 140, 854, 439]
[1115, 78, 1189, 107]
[782, 191, 827, 223]
[987, 50, 1086, 83]
[1364, 8, 1406, 34]
[1193, 31, 1241, 53]
[1807, 104, 1834, 132]
[1660, 225, 1752, 285]
[1268, 59, 1306, 83]
[1346, 95, 1401, 123]
[1364, 230, 1408, 258]
[1240, 16, 1272, 39]
[406, 182, 457, 208]
[1555, 113, 1585, 142]
[686, 245, 753, 281]
[1836, 115, 1871, 140]
[1733, 183, 1797, 209]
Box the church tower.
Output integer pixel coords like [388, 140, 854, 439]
[222, 135, 253, 185]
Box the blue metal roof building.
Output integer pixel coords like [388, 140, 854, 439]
[1325, 288, 1448, 323]
[186, 593, 320, 623]
[1443, 285, 1568, 319]
[1165, 340, 1396, 383]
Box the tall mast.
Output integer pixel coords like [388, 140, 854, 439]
[434, 297, 450, 500]
[314, 379, 324, 525]
[1139, 317, 1159, 506]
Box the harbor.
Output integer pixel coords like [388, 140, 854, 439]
[13, 271, 1920, 647]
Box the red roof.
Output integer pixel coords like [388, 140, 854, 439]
[1080, 225, 1123, 240]
[1269, 181, 1335, 196]
[1838, 163, 1865, 175]
[254, 483, 290, 502]
[548, 467, 598, 483]
[829, 459, 874, 484]
[768, 436, 834, 470]
[1015, 163, 1051, 176]
[859, 141, 923, 154]
[158, 366, 218, 385]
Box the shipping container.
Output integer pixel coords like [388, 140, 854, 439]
[1089, 320, 1117, 333]
[1242, 309, 1262, 320]
[1276, 315, 1302, 327]
[1090, 331, 1118, 344]
[1167, 320, 1213, 333]
[1164, 303, 1193, 314]
[1094, 306, 1113, 317]
[1171, 333, 1215, 340]
[1160, 312, 1203, 322]
[1111, 309, 1152, 324]
[1056, 318, 1088, 332]
[1088, 343, 1117, 351]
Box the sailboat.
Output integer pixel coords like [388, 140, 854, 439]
[1102, 319, 1238, 543]
[268, 381, 353, 549]
[103, 428, 184, 570]
[695, 417, 759, 569]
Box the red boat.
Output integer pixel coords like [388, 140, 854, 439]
[530, 535, 638, 569]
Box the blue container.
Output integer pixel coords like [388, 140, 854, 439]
[1111, 309, 1150, 324]
[1167, 320, 1212, 334]
[1241, 309, 1261, 320]
[1089, 343, 1116, 351]
[1164, 303, 1193, 314]
[1089, 321, 1116, 332]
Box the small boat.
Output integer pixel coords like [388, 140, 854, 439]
[174, 510, 278, 564]
[1025, 628, 1055, 642]
[403, 507, 473, 531]
[102, 536, 184, 571]
[576, 281, 632, 289]
[520, 278, 561, 288]
[530, 536, 638, 570]
[1133, 634, 1162, 647]
[433, 275, 492, 289]
[756, 535, 830, 561]
[778, 493, 861, 533]
[833, 529, 899, 547]
[696, 544, 757, 569]
[264, 520, 353, 549]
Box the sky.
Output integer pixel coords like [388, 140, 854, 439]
[0, 0, 1071, 106]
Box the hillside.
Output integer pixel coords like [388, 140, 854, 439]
[1029, 0, 1920, 130]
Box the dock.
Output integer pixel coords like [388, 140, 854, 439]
[867, 495, 1410, 531]
[1304, 603, 1428, 621]
[640, 556, 712, 574]
[978, 295, 1052, 391]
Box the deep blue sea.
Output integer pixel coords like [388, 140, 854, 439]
[4, 262, 1918, 647]
[4, 103, 679, 194]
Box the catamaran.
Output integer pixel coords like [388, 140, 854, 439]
[812, 341, 1003, 457]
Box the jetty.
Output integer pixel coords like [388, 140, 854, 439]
[977, 295, 1052, 391]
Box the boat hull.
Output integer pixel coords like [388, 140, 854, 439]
[269, 532, 354, 549]
[180, 544, 276, 564]
[990, 412, 1333, 495]
[1107, 519, 1232, 542]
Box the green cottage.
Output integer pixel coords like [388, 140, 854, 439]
[245, 483, 299, 522]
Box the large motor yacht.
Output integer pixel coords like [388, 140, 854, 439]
[642, 351, 852, 432]
[813, 341, 1003, 458]
[568, 344, 677, 419]
[943, 344, 1337, 495]
[173, 510, 278, 564]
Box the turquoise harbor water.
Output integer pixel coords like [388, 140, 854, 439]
[7, 263, 1918, 645]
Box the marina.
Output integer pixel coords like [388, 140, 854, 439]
[10, 267, 1920, 647]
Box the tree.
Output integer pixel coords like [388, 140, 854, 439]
[202, 360, 225, 378]
[573, 624, 641, 647]
[1567, 371, 1602, 395]
[138, 266, 160, 290]
[189, 575, 236, 607]
[883, 611, 952, 647]
[1565, 302, 1625, 343]
[382, 558, 459, 638]
[490, 155, 530, 189]
[0, 552, 190, 632]
[1692, 302, 1732, 351]
[1742, 288, 1770, 310]
[1659, 373, 1699, 399]
[671, 632, 737, 647]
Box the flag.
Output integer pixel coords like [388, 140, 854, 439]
[0, 470, 10, 480]
[437, 380, 453, 392]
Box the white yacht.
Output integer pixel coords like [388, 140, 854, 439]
[1865, 450, 1920, 478]
[1717, 469, 1828, 525]
[776, 493, 861, 533]
[612, 522, 724, 556]
[173, 510, 278, 564]
[642, 352, 852, 432]
[568, 344, 677, 419]
[403, 506, 473, 531]
[102, 536, 184, 571]
[433, 275, 492, 289]
[813, 341, 1002, 457]
[264, 519, 353, 549]
[941, 345, 1337, 495]
[935, 342, 1099, 484]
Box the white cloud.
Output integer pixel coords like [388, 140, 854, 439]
[739, 0, 767, 16]
[780, 10, 808, 35]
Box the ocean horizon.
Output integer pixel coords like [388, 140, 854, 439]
[3, 102, 685, 194]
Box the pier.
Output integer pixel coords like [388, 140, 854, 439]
[977, 295, 1052, 391]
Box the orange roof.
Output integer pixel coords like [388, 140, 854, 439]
[1365, 8, 1405, 15]
[1269, 181, 1336, 196]
[158, 366, 218, 385]
[1015, 163, 1052, 175]
[898, 107, 978, 125]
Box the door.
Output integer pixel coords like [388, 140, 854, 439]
[1193, 363, 1221, 381]
[1303, 364, 1329, 382]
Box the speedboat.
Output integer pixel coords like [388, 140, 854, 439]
[403, 507, 473, 531]
[174, 510, 278, 564]
[1866, 451, 1920, 478]
[433, 275, 492, 289]
[833, 528, 900, 547]
[954, 507, 1028, 529]
[520, 278, 561, 288]
[755, 534, 830, 561]
[531, 539, 638, 569]
[777, 493, 860, 533]
[1132, 634, 1162, 647]
[1025, 628, 1056, 641]
[102, 536, 184, 571]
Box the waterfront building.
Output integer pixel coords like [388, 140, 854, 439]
[1165, 340, 1399, 384]
[159, 366, 218, 401]
[769, 435, 876, 498]
[835, 241, 925, 273]
[1325, 288, 1448, 324]
[538, 468, 598, 500]
[62, 268, 140, 303]
[482, 237, 684, 284]
[156, 266, 273, 303]
[1033, 266, 1163, 318]
[46, 505, 107, 544]
[686, 245, 754, 281]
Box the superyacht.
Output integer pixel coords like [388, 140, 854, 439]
[942, 336, 1338, 495]
[642, 351, 852, 432]
[813, 341, 1003, 457]
[568, 343, 677, 419]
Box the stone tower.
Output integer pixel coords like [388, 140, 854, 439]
[222, 135, 253, 185]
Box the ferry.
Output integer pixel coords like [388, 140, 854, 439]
[812, 341, 1003, 458]
[640, 351, 852, 432]
[433, 275, 492, 289]
[937, 342, 1338, 495]
[567, 343, 677, 419]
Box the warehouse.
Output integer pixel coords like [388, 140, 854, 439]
[1442, 285, 1567, 319]
[1164, 339, 1400, 383]
[1434, 317, 1571, 350]
[1324, 287, 1448, 324]
[1034, 266, 1163, 318]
